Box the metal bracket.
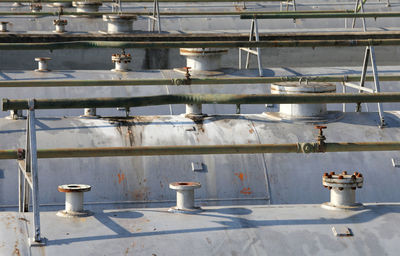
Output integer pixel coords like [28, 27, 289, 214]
[239, 18, 263, 77]
[280, 0, 297, 11]
[147, 0, 161, 33]
[18, 99, 43, 244]
[332, 226, 353, 237]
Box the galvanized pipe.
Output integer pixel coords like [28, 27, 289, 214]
[2, 142, 400, 159]
[3, 39, 400, 50]
[4, 92, 400, 111]
[0, 10, 352, 17]
[0, 75, 400, 88]
[241, 12, 400, 19]
[2, 0, 286, 2]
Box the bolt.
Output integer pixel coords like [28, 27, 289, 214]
[338, 187, 344, 191]
[342, 171, 347, 175]
[329, 171, 335, 175]
[328, 186, 332, 190]
[338, 175, 344, 179]
[323, 172, 328, 177]
[353, 171, 358, 176]
[327, 175, 332, 178]
[351, 175, 356, 179]
[357, 173, 363, 178]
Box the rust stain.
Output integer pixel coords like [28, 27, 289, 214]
[18, 217, 29, 223]
[234, 172, 247, 182]
[118, 173, 126, 184]
[12, 240, 20, 256]
[240, 187, 252, 195]
[249, 128, 254, 134]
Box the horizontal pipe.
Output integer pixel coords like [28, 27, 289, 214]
[2, 142, 400, 159]
[1, 74, 400, 87]
[0, 10, 352, 16]
[4, 92, 400, 110]
[4, 39, 400, 49]
[241, 12, 400, 19]
[1, 0, 286, 2]
[4, 31, 400, 44]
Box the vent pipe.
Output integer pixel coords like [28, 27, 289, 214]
[72, 1, 102, 13]
[53, 19, 68, 33]
[57, 184, 92, 217]
[269, 81, 337, 119]
[34, 57, 51, 72]
[103, 15, 137, 34]
[1, 22, 9, 32]
[169, 182, 202, 213]
[322, 171, 364, 210]
[180, 48, 228, 71]
[111, 52, 131, 72]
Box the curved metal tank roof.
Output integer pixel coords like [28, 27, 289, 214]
[1, 111, 400, 206]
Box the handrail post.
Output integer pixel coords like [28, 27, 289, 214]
[26, 99, 44, 245]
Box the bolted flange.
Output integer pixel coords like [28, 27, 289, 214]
[111, 52, 132, 72]
[53, 19, 68, 33]
[321, 171, 364, 210]
[34, 57, 52, 72]
[57, 184, 92, 217]
[168, 182, 202, 213]
[1, 22, 9, 32]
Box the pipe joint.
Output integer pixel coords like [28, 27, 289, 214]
[34, 57, 51, 72]
[322, 171, 363, 210]
[1, 22, 9, 32]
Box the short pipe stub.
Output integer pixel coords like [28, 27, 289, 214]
[57, 184, 92, 217]
[321, 172, 364, 210]
[169, 182, 202, 213]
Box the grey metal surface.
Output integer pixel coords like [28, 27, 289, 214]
[0, 1, 400, 69]
[2, 203, 400, 255]
[1, 111, 400, 206]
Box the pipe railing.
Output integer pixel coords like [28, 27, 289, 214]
[0, 10, 353, 16]
[4, 39, 400, 49]
[0, 0, 287, 2]
[240, 12, 400, 19]
[2, 141, 400, 159]
[1, 74, 400, 87]
[4, 92, 400, 110]
[4, 31, 400, 43]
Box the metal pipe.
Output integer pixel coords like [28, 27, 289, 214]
[4, 31, 400, 44]
[2, 0, 287, 2]
[4, 39, 400, 50]
[0, 10, 352, 17]
[1, 75, 400, 88]
[241, 12, 400, 19]
[4, 92, 400, 111]
[2, 142, 400, 159]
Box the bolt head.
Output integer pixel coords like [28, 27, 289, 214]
[342, 171, 347, 175]
[329, 171, 335, 175]
[338, 175, 344, 179]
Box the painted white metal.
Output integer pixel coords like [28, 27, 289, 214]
[103, 15, 137, 34]
[185, 104, 202, 115]
[72, 1, 102, 13]
[0, 21, 8, 32]
[34, 57, 51, 72]
[180, 48, 228, 71]
[53, 19, 67, 33]
[271, 82, 336, 118]
[169, 182, 201, 211]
